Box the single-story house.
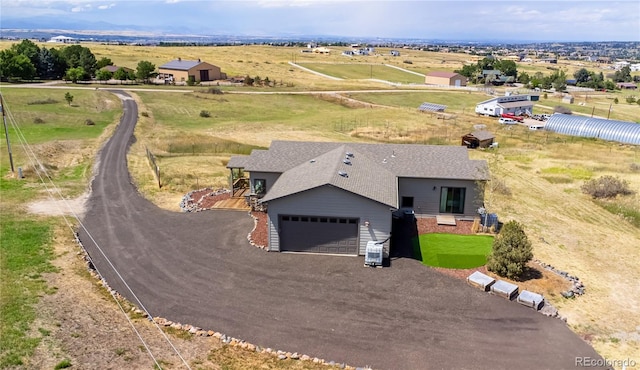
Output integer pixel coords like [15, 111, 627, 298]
[48, 35, 76, 44]
[475, 94, 539, 117]
[617, 82, 638, 90]
[101, 65, 133, 74]
[157, 58, 226, 83]
[461, 131, 495, 149]
[425, 71, 467, 87]
[227, 141, 488, 256]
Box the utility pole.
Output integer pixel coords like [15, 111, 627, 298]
[0, 93, 15, 173]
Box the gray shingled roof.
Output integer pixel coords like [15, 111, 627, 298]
[229, 140, 489, 205]
[159, 59, 204, 71]
[260, 145, 398, 207]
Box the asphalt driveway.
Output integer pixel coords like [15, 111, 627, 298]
[78, 90, 605, 369]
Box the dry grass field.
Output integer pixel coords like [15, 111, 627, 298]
[2, 41, 640, 368]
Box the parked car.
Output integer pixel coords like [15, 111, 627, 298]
[499, 117, 518, 124]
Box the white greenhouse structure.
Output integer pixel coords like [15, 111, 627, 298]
[544, 114, 640, 145]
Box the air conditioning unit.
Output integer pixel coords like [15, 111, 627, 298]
[364, 241, 384, 268]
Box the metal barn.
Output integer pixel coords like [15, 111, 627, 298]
[544, 114, 640, 145]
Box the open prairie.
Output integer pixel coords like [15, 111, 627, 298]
[1, 42, 639, 368]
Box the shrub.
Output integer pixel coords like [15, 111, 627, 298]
[84, 119, 95, 126]
[199, 110, 211, 118]
[207, 87, 223, 95]
[625, 96, 637, 104]
[33, 117, 45, 124]
[486, 220, 533, 280]
[54, 359, 72, 369]
[581, 175, 633, 198]
[140, 111, 149, 117]
[403, 60, 413, 64]
[553, 105, 572, 115]
[27, 98, 58, 105]
[614, 97, 619, 104]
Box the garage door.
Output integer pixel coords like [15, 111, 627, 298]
[279, 215, 359, 255]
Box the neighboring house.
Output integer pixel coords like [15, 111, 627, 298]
[617, 82, 638, 90]
[390, 50, 401, 57]
[101, 65, 133, 74]
[475, 94, 539, 117]
[48, 35, 76, 44]
[227, 141, 488, 256]
[461, 131, 495, 149]
[424, 71, 467, 87]
[157, 58, 226, 83]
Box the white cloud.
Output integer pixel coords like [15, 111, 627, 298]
[71, 4, 93, 12]
[98, 3, 116, 10]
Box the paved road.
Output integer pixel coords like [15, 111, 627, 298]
[78, 90, 605, 370]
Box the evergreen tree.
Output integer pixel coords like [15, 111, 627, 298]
[486, 221, 533, 280]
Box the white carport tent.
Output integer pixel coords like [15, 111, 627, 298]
[544, 114, 640, 145]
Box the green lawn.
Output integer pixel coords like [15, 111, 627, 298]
[0, 88, 121, 144]
[415, 233, 494, 269]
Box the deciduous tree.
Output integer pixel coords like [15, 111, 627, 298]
[136, 60, 155, 83]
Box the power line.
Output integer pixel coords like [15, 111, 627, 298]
[3, 95, 192, 370]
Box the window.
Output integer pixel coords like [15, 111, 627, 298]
[439, 187, 466, 214]
[254, 179, 266, 195]
[401, 196, 414, 208]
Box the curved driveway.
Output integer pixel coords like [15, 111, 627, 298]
[78, 91, 604, 369]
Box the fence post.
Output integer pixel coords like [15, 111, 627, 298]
[145, 146, 161, 188]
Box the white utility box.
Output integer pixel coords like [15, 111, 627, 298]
[364, 241, 384, 267]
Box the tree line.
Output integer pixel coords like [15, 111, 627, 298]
[0, 39, 156, 84]
[455, 56, 637, 92]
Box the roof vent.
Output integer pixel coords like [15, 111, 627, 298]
[343, 159, 352, 165]
[310, 159, 316, 163]
[391, 150, 396, 158]
[338, 171, 348, 177]
[382, 158, 387, 164]
[346, 152, 354, 157]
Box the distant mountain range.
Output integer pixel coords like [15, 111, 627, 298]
[1, 17, 196, 36]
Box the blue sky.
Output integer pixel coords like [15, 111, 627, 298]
[2, 0, 639, 42]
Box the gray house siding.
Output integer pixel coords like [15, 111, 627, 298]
[266, 185, 392, 255]
[249, 171, 281, 194]
[398, 178, 482, 218]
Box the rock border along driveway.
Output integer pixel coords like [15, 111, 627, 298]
[77, 90, 606, 370]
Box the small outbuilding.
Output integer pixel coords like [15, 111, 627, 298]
[158, 58, 226, 83]
[425, 71, 467, 87]
[461, 131, 495, 149]
[617, 82, 638, 90]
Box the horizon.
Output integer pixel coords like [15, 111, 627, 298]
[1, 0, 639, 43]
